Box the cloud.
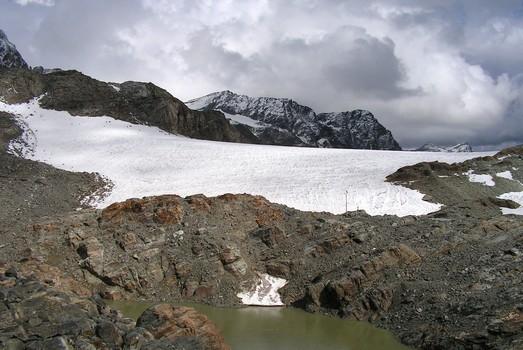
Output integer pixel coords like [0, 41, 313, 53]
[14, 0, 54, 6]
[2, 0, 523, 148]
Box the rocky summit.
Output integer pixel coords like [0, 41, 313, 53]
[187, 90, 402, 150]
[0, 30, 28, 69]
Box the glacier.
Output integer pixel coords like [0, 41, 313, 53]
[0, 99, 491, 217]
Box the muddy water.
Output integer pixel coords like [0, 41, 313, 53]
[109, 301, 410, 350]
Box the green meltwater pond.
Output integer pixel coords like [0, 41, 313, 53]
[109, 301, 410, 350]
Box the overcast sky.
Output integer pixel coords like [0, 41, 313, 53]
[2, 0, 523, 149]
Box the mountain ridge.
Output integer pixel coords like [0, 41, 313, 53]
[187, 90, 402, 150]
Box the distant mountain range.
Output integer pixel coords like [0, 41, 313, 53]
[187, 90, 402, 150]
[416, 143, 472, 153]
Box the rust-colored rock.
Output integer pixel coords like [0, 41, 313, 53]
[100, 195, 184, 225]
[251, 196, 285, 226]
[16, 260, 91, 297]
[360, 244, 421, 278]
[187, 194, 212, 212]
[137, 304, 230, 350]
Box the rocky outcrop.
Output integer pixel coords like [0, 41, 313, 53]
[187, 90, 401, 150]
[0, 265, 230, 350]
[0, 30, 28, 69]
[386, 151, 523, 214]
[316, 110, 401, 150]
[137, 304, 230, 350]
[0, 68, 258, 144]
[302, 244, 421, 320]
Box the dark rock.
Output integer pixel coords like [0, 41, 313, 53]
[250, 226, 285, 247]
[96, 320, 123, 345]
[137, 304, 230, 350]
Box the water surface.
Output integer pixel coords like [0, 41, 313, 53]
[110, 301, 410, 350]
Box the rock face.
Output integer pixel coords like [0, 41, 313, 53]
[187, 90, 401, 150]
[416, 142, 473, 152]
[0, 30, 28, 69]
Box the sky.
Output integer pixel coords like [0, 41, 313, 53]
[1, 0, 523, 149]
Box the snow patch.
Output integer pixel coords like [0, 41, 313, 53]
[109, 84, 121, 92]
[465, 170, 495, 186]
[222, 111, 266, 128]
[0, 99, 491, 216]
[497, 192, 523, 215]
[237, 273, 287, 306]
[496, 171, 513, 180]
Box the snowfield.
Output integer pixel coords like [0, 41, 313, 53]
[0, 99, 492, 216]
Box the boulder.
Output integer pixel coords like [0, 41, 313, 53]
[137, 304, 230, 350]
[77, 237, 104, 275]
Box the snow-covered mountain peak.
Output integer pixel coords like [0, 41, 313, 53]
[188, 91, 401, 150]
[0, 29, 28, 69]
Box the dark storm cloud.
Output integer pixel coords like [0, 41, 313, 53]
[1, 0, 523, 148]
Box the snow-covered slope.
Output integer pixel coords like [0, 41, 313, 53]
[0, 30, 28, 69]
[187, 90, 401, 150]
[416, 143, 472, 152]
[0, 99, 490, 216]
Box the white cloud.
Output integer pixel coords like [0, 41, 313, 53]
[14, 0, 54, 6]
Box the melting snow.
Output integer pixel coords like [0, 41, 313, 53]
[465, 170, 495, 186]
[498, 192, 523, 215]
[496, 171, 513, 180]
[496, 170, 523, 215]
[237, 273, 287, 306]
[0, 99, 491, 216]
